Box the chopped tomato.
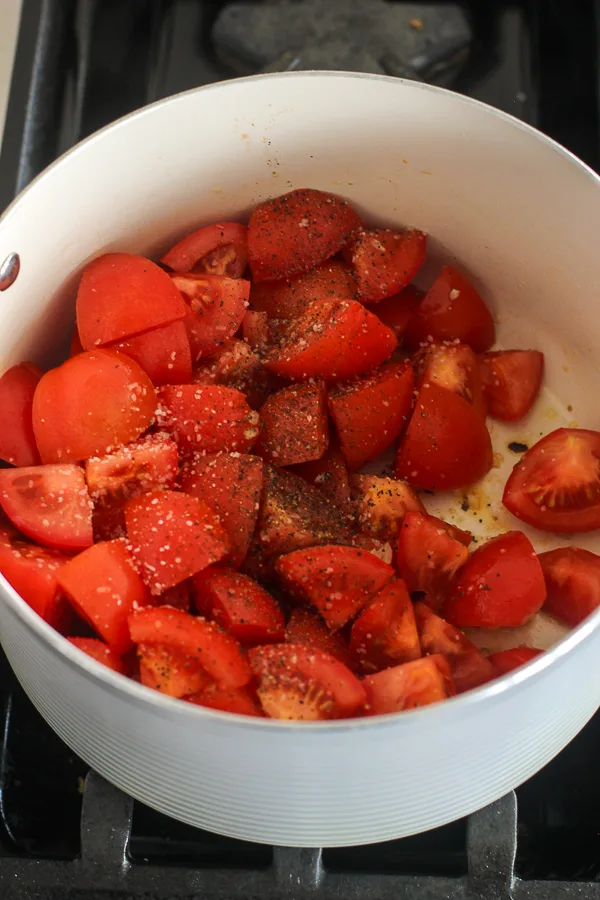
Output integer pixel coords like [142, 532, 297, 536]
[172, 274, 249, 360]
[343, 228, 427, 302]
[138, 643, 211, 698]
[158, 384, 260, 455]
[373, 284, 424, 341]
[250, 259, 357, 319]
[161, 222, 248, 277]
[68, 637, 127, 675]
[444, 531, 546, 628]
[363, 655, 455, 715]
[32, 349, 157, 464]
[351, 475, 424, 541]
[488, 646, 542, 676]
[128, 606, 251, 688]
[57, 539, 149, 654]
[405, 265, 495, 352]
[291, 443, 353, 518]
[0, 363, 42, 466]
[180, 452, 263, 568]
[328, 359, 414, 470]
[275, 544, 395, 631]
[413, 602, 494, 693]
[415, 343, 486, 419]
[125, 489, 229, 594]
[241, 310, 270, 351]
[192, 568, 285, 645]
[248, 643, 366, 720]
[154, 581, 191, 612]
[0, 523, 71, 628]
[70, 329, 83, 357]
[256, 380, 328, 466]
[479, 350, 544, 421]
[248, 188, 361, 282]
[192, 339, 269, 407]
[539, 547, 600, 627]
[350, 579, 421, 673]
[265, 298, 397, 381]
[284, 607, 354, 668]
[502, 428, 600, 533]
[76, 253, 187, 349]
[186, 683, 263, 716]
[108, 320, 192, 386]
[395, 382, 493, 491]
[85, 434, 178, 502]
[0, 464, 93, 551]
[396, 511, 470, 611]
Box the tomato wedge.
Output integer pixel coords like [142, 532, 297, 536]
[109, 320, 192, 386]
[328, 359, 414, 470]
[343, 228, 427, 302]
[350, 579, 421, 673]
[125, 489, 229, 594]
[0, 363, 42, 466]
[192, 339, 270, 408]
[285, 607, 354, 668]
[396, 511, 470, 611]
[68, 637, 127, 675]
[415, 343, 486, 419]
[0, 464, 93, 551]
[479, 350, 544, 421]
[186, 683, 263, 717]
[161, 222, 248, 277]
[76, 253, 188, 349]
[172, 274, 250, 360]
[488, 646, 542, 676]
[502, 428, 600, 533]
[242, 310, 270, 352]
[192, 568, 285, 645]
[363, 655, 455, 715]
[0, 523, 71, 628]
[257, 380, 328, 466]
[248, 188, 361, 282]
[32, 349, 157, 464]
[70, 329, 83, 357]
[373, 285, 424, 341]
[395, 382, 493, 491]
[128, 606, 251, 688]
[539, 547, 600, 627]
[248, 643, 366, 720]
[413, 601, 494, 693]
[444, 531, 546, 628]
[138, 643, 211, 698]
[158, 384, 260, 455]
[351, 475, 424, 541]
[275, 544, 395, 631]
[291, 444, 353, 517]
[86, 434, 178, 503]
[250, 259, 357, 319]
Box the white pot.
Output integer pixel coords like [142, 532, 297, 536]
[0, 72, 599, 848]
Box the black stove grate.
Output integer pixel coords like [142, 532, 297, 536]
[1, 1, 600, 898]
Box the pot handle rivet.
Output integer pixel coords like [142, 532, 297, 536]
[0, 253, 20, 291]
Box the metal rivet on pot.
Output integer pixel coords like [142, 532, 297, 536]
[0, 253, 20, 291]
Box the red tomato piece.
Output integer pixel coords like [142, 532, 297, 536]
[413, 601, 494, 693]
[291, 443, 353, 518]
[76, 253, 187, 349]
[363, 654, 455, 715]
[488, 646, 542, 676]
[186, 683, 263, 717]
[502, 429, 600, 533]
[328, 359, 414, 470]
[161, 222, 248, 277]
[395, 382, 493, 491]
[275, 544, 395, 631]
[373, 284, 424, 341]
[192, 568, 285, 645]
[125, 489, 229, 594]
[0, 363, 42, 466]
[396, 511, 470, 611]
[0, 464, 93, 551]
[351, 475, 424, 541]
[192, 339, 271, 409]
[85, 434, 178, 502]
[257, 380, 328, 466]
[108, 320, 192, 387]
[138, 642, 211, 698]
[70, 329, 83, 357]
[265, 298, 397, 381]
[152, 581, 192, 612]
[539, 547, 600, 627]
[57, 539, 149, 654]
[68, 637, 127, 675]
[172, 274, 250, 361]
[248, 188, 361, 282]
[405, 265, 495, 352]
[158, 384, 259, 456]
[284, 607, 354, 668]
[128, 606, 251, 688]
[248, 643, 366, 720]
[180, 452, 263, 569]
[444, 531, 546, 628]
[415, 342, 486, 419]
[343, 228, 427, 302]
[250, 259, 357, 319]
[242, 310, 270, 352]
[479, 350, 544, 421]
[350, 579, 421, 673]
[32, 349, 157, 464]
[0, 523, 70, 628]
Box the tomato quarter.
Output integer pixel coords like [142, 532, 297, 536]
[539, 546, 600, 627]
[479, 350, 544, 421]
[350, 578, 421, 673]
[343, 228, 427, 302]
[396, 511, 470, 611]
[158, 383, 260, 455]
[161, 222, 248, 277]
[363, 655, 455, 715]
[257, 380, 329, 466]
[0, 363, 42, 466]
[488, 646, 542, 676]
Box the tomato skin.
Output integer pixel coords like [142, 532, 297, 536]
[257, 381, 329, 466]
[285, 607, 354, 669]
[413, 602, 494, 693]
[405, 266, 495, 352]
[275, 544, 395, 631]
[172, 274, 250, 361]
[158, 384, 260, 455]
[125, 489, 229, 594]
[192, 568, 285, 645]
[343, 228, 427, 302]
[415, 343, 486, 419]
[248, 188, 361, 282]
[351, 475, 424, 541]
[248, 643, 366, 720]
[250, 259, 357, 319]
[479, 350, 544, 421]
[444, 531, 546, 628]
[85, 434, 179, 503]
[32, 349, 157, 464]
[0, 524, 71, 628]
[539, 547, 600, 627]
[68, 637, 127, 675]
[488, 646, 542, 676]
[395, 382, 493, 491]
[138, 643, 211, 698]
[242, 310, 270, 352]
[396, 511, 470, 611]
[0, 363, 42, 466]
[161, 222, 248, 277]
[350, 579, 421, 673]
[76, 253, 188, 349]
[109, 320, 192, 387]
[373, 285, 424, 341]
[328, 359, 414, 470]
[363, 654, 455, 715]
[186, 683, 263, 717]
[291, 444, 353, 518]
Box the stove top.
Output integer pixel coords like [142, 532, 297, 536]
[1, 1, 600, 898]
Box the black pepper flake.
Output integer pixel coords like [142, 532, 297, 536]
[508, 441, 529, 454]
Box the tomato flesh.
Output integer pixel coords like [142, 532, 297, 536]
[0, 363, 42, 466]
[186, 683, 263, 716]
[415, 342, 486, 419]
[351, 474, 424, 541]
[138, 642, 211, 698]
[257, 380, 328, 466]
[250, 258, 357, 319]
[350, 579, 421, 673]
[158, 384, 260, 455]
[488, 646, 542, 676]
[285, 607, 354, 669]
[479, 350, 544, 421]
[68, 637, 127, 674]
[414, 601, 494, 693]
[161, 222, 248, 277]
[172, 274, 250, 360]
[291, 444, 353, 518]
[343, 228, 427, 302]
[396, 511, 470, 611]
[192, 568, 285, 645]
[109, 320, 192, 386]
[363, 655, 455, 715]
[539, 547, 600, 627]
[0, 523, 71, 628]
